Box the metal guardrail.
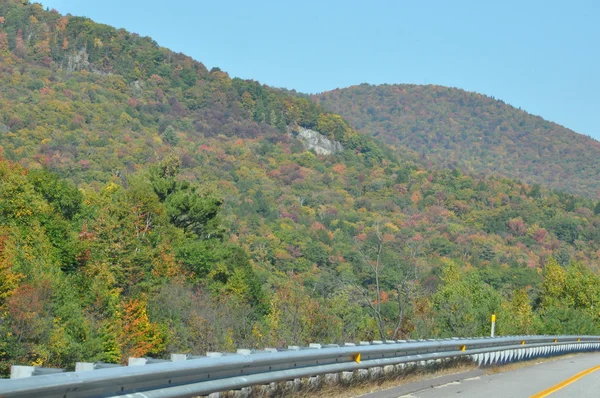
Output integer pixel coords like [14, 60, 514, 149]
[0, 335, 599, 398]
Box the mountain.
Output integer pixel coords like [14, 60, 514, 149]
[0, 1, 599, 375]
[0, 1, 383, 185]
[312, 84, 600, 198]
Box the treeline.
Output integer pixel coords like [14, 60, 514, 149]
[1, 156, 599, 376]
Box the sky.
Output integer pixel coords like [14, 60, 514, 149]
[38, 0, 600, 139]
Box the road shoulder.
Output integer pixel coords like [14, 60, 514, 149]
[357, 369, 485, 398]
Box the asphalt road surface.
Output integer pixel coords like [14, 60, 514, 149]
[359, 353, 600, 398]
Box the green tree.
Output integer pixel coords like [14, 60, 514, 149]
[498, 288, 535, 335]
[433, 259, 501, 337]
[537, 258, 600, 334]
[161, 126, 179, 146]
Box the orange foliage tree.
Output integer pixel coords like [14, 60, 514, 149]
[119, 297, 166, 361]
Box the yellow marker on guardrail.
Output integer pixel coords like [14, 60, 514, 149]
[491, 314, 496, 337]
[353, 353, 361, 363]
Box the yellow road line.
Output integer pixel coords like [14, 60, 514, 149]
[530, 365, 600, 398]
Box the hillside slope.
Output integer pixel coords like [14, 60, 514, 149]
[312, 84, 600, 198]
[0, 1, 382, 185]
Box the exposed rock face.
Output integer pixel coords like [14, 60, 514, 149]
[66, 48, 90, 73]
[65, 48, 110, 76]
[295, 127, 343, 155]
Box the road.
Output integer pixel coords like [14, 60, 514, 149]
[359, 353, 600, 398]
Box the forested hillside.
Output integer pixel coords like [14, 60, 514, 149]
[312, 84, 600, 198]
[0, 1, 382, 185]
[0, 1, 599, 375]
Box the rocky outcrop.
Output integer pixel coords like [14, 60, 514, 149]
[295, 127, 343, 155]
[65, 48, 110, 76]
[66, 48, 90, 73]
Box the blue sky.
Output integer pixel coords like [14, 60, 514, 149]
[39, 0, 599, 139]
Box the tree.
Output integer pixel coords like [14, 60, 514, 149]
[594, 201, 600, 215]
[28, 169, 82, 220]
[161, 126, 179, 146]
[165, 188, 222, 239]
[0, 229, 22, 307]
[261, 274, 341, 347]
[348, 222, 419, 340]
[0, 31, 8, 52]
[316, 113, 351, 142]
[148, 155, 181, 201]
[15, 29, 26, 57]
[433, 260, 501, 337]
[499, 288, 535, 335]
[119, 297, 165, 360]
[537, 258, 600, 335]
[539, 257, 567, 310]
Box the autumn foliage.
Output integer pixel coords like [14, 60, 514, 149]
[313, 84, 600, 198]
[0, 0, 598, 376]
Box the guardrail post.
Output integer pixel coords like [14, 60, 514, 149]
[10, 366, 64, 379]
[10, 366, 35, 379]
[171, 353, 188, 362]
[128, 357, 148, 366]
[75, 362, 95, 372]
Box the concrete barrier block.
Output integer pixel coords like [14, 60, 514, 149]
[341, 371, 354, 382]
[324, 373, 339, 384]
[357, 369, 369, 379]
[369, 366, 383, 379]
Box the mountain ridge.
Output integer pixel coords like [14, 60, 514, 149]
[312, 83, 600, 198]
